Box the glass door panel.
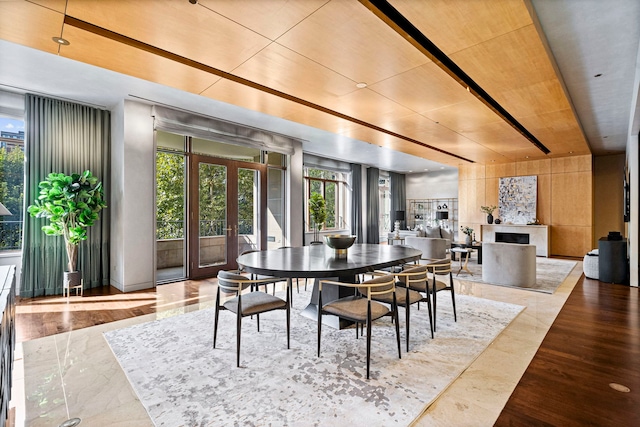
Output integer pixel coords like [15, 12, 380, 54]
[155, 150, 186, 283]
[198, 162, 228, 268]
[189, 155, 267, 279]
[238, 168, 259, 254]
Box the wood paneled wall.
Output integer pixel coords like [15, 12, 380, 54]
[458, 155, 593, 257]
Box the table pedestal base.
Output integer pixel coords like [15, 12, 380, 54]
[300, 276, 356, 329]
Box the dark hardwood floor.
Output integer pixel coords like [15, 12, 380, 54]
[13, 272, 640, 425]
[495, 276, 640, 427]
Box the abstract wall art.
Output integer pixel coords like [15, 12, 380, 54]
[498, 176, 537, 224]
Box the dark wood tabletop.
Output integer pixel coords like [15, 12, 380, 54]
[237, 243, 421, 279]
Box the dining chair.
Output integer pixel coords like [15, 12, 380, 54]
[214, 270, 290, 367]
[317, 274, 401, 379]
[238, 249, 281, 294]
[390, 264, 434, 350]
[426, 259, 457, 332]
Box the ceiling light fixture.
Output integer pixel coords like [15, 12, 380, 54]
[52, 36, 70, 45]
[355, 82, 368, 88]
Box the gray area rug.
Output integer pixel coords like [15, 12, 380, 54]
[453, 257, 577, 293]
[105, 290, 524, 426]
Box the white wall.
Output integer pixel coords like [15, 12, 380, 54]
[406, 169, 459, 200]
[110, 100, 155, 292]
[288, 141, 304, 247]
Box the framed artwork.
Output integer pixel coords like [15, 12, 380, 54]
[498, 176, 537, 224]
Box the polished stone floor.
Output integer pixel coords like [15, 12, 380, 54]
[9, 261, 582, 426]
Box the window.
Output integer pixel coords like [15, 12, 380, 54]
[304, 168, 349, 232]
[379, 172, 390, 240]
[0, 116, 25, 251]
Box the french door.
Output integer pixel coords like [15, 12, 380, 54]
[188, 154, 267, 279]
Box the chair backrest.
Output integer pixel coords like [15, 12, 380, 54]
[428, 259, 452, 276]
[217, 270, 252, 292]
[397, 264, 429, 289]
[359, 274, 395, 299]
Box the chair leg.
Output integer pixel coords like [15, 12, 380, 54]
[317, 290, 322, 357]
[405, 302, 410, 352]
[432, 280, 438, 332]
[366, 304, 372, 380]
[286, 279, 291, 349]
[426, 293, 434, 339]
[256, 313, 260, 332]
[236, 310, 242, 367]
[394, 302, 401, 359]
[450, 273, 457, 322]
[213, 289, 221, 348]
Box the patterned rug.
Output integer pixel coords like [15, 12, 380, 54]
[104, 290, 524, 426]
[453, 257, 577, 293]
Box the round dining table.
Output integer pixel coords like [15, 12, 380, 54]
[237, 243, 421, 328]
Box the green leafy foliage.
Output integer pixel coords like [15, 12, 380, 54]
[0, 146, 25, 249]
[309, 192, 327, 242]
[27, 170, 107, 271]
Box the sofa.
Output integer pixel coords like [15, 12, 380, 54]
[405, 236, 448, 261]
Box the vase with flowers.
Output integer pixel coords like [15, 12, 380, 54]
[480, 205, 497, 224]
[460, 225, 474, 245]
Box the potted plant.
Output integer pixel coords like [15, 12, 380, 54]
[308, 193, 327, 243]
[460, 226, 474, 245]
[480, 205, 497, 224]
[27, 170, 107, 292]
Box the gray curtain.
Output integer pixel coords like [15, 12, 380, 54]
[350, 164, 363, 243]
[366, 167, 379, 244]
[21, 94, 111, 297]
[390, 172, 406, 229]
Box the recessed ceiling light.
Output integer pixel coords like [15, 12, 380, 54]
[525, 156, 529, 159]
[440, 167, 445, 169]
[356, 82, 367, 88]
[424, 168, 429, 171]
[594, 73, 603, 78]
[569, 151, 574, 154]
[52, 36, 70, 45]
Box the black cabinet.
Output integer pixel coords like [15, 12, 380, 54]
[598, 238, 628, 284]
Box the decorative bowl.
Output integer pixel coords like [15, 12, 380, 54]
[324, 234, 356, 257]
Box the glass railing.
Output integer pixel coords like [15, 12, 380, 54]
[156, 220, 254, 240]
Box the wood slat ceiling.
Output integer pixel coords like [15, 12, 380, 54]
[0, 0, 591, 168]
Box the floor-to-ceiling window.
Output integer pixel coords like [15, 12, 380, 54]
[267, 152, 286, 250]
[379, 172, 391, 241]
[156, 132, 187, 283]
[0, 116, 25, 252]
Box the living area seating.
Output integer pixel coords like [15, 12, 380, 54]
[482, 242, 536, 287]
[583, 249, 599, 279]
[405, 236, 447, 261]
